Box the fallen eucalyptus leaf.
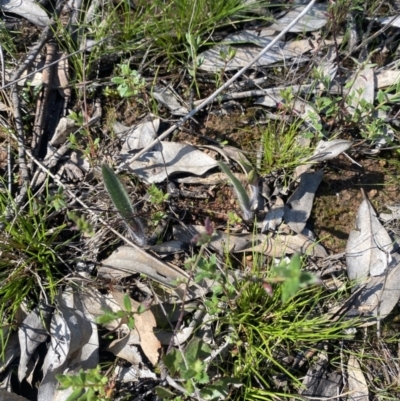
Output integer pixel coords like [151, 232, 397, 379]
[377, 15, 400, 28]
[112, 290, 161, 365]
[120, 119, 159, 154]
[0, 332, 20, 374]
[349, 255, 400, 326]
[309, 139, 353, 162]
[18, 304, 53, 382]
[347, 356, 369, 401]
[261, 197, 284, 232]
[300, 352, 341, 398]
[197, 40, 309, 72]
[255, 94, 321, 127]
[346, 67, 375, 117]
[376, 70, 400, 88]
[98, 246, 206, 300]
[0, 0, 50, 27]
[346, 195, 394, 281]
[269, 4, 328, 32]
[284, 170, 323, 234]
[114, 365, 157, 383]
[152, 87, 188, 116]
[123, 141, 217, 183]
[51, 118, 76, 146]
[38, 311, 70, 401]
[174, 226, 327, 258]
[108, 332, 142, 365]
[380, 204, 400, 222]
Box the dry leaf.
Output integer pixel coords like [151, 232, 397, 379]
[346, 196, 394, 280]
[347, 356, 369, 401]
[269, 4, 328, 32]
[262, 197, 284, 232]
[346, 67, 375, 116]
[0, 0, 50, 27]
[18, 305, 53, 382]
[112, 290, 161, 366]
[122, 141, 217, 183]
[284, 170, 323, 234]
[309, 139, 353, 162]
[120, 119, 160, 154]
[350, 255, 400, 326]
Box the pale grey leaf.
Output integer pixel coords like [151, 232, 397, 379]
[18, 305, 53, 382]
[378, 15, 400, 28]
[79, 288, 132, 334]
[58, 305, 92, 356]
[309, 139, 353, 162]
[98, 245, 190, 286]
[346, 67, 375, 116]
[152, 87, 188, 116]
[174, 225, 327, 257]
[284, 170, 323, 234]
[0, 0, 50, 27]
[380, 204, 400, 222]
[0, 332, 20, 374]
[301, 352, 341, 398]
[98, 247, 206, 301]
[348, 255, 400, 326]
[124, 141, 217, 183]
[149, 240, 184, 254]
[346, 197, 394, 280]
[376, 70, 400, 88]
[107, 332, 142, 365]
[50, 118, 76, 146]
[120, 119, 159, 154]
[261, 197, 284, 232]
[198, 44, 284, 72]
[347, 356, 369, 401]
[38, 311, 70, 401]
[0, 389, 30, 401]
[269, 4, 328, 33]
[256, 93, 321, 126]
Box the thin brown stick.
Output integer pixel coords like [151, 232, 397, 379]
[31, 42, 58, 157]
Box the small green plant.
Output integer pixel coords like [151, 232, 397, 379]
[147, 183, 169, 206]
[111, 63, 146, 98]
[270, 254, 320, 303]
[160, 336, 242, 400]
[102, 164, 147, 246]
[95, 293, 136, 331]
[0, 184, 68, 350]
[67, 212, 95, 237]
[218, 161, 254, 221]
[56, 366, 112, 401]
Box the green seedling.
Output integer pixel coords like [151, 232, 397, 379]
[56, 366, 111, 401]
[96, 293, 136, 331]
[111, 63, 146, 98]
[147, 183, 169, 206]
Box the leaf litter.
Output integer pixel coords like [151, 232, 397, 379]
[2, 0, 400, 399]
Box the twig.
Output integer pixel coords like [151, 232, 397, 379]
[123, 0, 317, 165]
[9, 0, 65, 206]
[31, 42, 58, 157]
[0, 34, 117, 91]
